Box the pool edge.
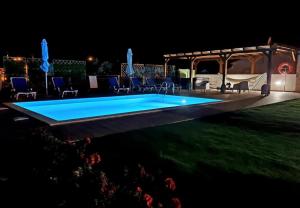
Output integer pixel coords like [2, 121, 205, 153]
[4, 98, 226, 126]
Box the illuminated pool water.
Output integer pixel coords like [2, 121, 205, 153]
[13, 94, 222, 122]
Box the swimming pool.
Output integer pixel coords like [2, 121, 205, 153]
[10, 94, 222, 124]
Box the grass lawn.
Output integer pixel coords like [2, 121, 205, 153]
[92, 99, 300, 204]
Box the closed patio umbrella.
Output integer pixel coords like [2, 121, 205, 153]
[126, 48, 134, 77]
[40, 39, 50, 95]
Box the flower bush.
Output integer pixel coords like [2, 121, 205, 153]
[30, 129, 182, 208]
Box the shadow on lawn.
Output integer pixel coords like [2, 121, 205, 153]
[91, 135, 300, 207]
[185, 161, 300, 206]
[205, 112, 300, 135]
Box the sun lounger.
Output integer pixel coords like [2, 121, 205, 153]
[52, 77, 78, 98]
[10, 77, 37, 101]
[108, 77, 130, 94]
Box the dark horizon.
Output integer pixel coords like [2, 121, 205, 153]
[1, 2, 299, 64]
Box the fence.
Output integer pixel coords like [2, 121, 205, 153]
[120, 63, 175, 78]
[2, 56, 86, 92]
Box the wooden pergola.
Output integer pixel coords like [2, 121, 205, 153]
[163, 43, 297, 94]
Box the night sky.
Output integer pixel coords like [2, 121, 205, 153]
[1, 1, 299, 65]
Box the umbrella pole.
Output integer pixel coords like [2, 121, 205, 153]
[45, 72, 48, 96]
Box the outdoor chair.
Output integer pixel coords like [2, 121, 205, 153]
[197, 81, 209, 92]
[10, 77, 37, 101]
[108, 77, 130, 94]
[52, 77, 78, 98]
[232, 81, 249, 93]
[130, 77, 150, 92]
[145, 78, 161, 93]
[232, 83, 239, 92]
[193, 78, 210, 92]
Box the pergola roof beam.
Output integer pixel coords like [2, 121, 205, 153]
[163, 45, 278, 59]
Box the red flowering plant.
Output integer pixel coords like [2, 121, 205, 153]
[171, 197, 182, 208]
[84, 137, 92, 145]
[144, 193, 153, 208]
[32, 129, 184, 208]
[133, 186, 143, 200]
[99, 171, 109, 193]
[138, 163, 147, 178]
[165, 177, 176, 191]
[85, 152, 101, 166]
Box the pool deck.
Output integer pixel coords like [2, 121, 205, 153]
[49, 91, 300, 139]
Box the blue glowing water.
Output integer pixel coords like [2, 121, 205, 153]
[14, 94, 222, 121]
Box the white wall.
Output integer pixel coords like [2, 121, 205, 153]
[271, 74, 296, 91]
[296, 54, 300, 92]
[195, 73, 297, 91]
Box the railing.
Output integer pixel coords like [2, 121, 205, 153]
[158, 82, 175, 95]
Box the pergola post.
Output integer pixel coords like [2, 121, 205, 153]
[295, 51, 300, 92]
[220, 54, 232, 93]
[192, 59, 201, 71]
[266, 51, 273, 95]
[248, 56, 263, 74]
[164, 58, 170, 78]
[249, 57, 256, 74]
[217, 59, 224, 74]
[190, 58, 196, 90]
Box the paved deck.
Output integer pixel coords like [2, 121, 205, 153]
[50, 91, 300, 139]
[181, 90, 300, 107]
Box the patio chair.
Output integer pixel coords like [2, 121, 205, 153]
[232, 81, 249, 93]
[158, 77, 181, 94]
[193, 77, 210, 92]
[52, 77, 78, 98]
[10, 77, 37, 101]
[145, 78, 161, 92]
[130, 77, 145, 92]
[197, 80, 210, 92]
[108, 76, 130, 94]
[131, 77, 155, 92]
[240, 81, 249, 92]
